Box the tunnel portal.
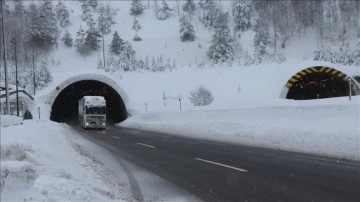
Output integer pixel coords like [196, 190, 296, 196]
[285, 66, 358, 100]
[50, 80, 127, 123]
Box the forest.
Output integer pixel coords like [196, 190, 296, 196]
[0, 0, 359, 94]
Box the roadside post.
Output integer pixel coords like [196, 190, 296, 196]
[348, 77, 352, 101]
[38, 107, 40, 119]
[179, 99, 182, 111]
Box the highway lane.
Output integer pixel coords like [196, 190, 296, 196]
[74, 125, 360, 202]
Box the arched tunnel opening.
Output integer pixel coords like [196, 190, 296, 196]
[286, 67, 355, 100]
[50, 80, 127, 124]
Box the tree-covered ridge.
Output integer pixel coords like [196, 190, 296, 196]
[0, 0, 359, 94]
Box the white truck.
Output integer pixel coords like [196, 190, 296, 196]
[78, 96, 106, 129]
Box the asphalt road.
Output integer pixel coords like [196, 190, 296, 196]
[74, 125, 360, 202]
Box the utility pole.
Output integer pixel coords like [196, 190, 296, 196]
[32, 50, 36, 95]
[13, 37, 19, 116]
[101, 14, 106, 69]
[348, 77, 352, 101]
[1, 0, 10, 115]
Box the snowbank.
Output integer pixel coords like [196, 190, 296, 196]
[1, 115, 23, 127]
[0, 118, 131, 202]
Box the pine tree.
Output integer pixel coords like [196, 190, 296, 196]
[81, 2, 92, 22]
[130, 0, 144, 16]
[14, 0, 26, 17]
[337, 42, 353, 65]
[132, 17, 142, 41]
[84, 29, 101, 51]
[88, 0, 98, 9]
[121, 42, 136, 71]
[207, 12, 234, 64]
[61, 30, 73, 47]
[109, 31, 124, 56]
[182, 0, 196, 21]
[156, 0, 172, 20]
[352, 42, 360, 66]
[85, 14, 96, 30]
[75, 26, 88, 55]
[199, 0, 216, 28]
[55, 1, 71, 27]
[36, 60, 52, 91]
[97, 4, 118, 35]
[232, 0, 252, 32]
[97, 55, 104, 69]
[179, 15, 195, 42]
[144, 55, 150, 70]
[253, 18, 271, 64]
[27, 0, 58, 52]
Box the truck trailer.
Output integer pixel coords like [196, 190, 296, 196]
[78, 96, 106, 129]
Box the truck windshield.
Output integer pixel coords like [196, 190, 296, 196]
[86, 106, 106, 114]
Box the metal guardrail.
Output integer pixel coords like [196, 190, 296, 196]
[0, 89, 34, 100]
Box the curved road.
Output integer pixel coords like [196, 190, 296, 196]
[74, 125, 360, 202]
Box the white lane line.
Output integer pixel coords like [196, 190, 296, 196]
[194, 158, 248, 172]
[200, 140, 227, 146]
[112, 136, 120, 139]
[137, 143, 156, 149]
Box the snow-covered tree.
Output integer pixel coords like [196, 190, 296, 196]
[179, 15, 195, 42]
[85, 12, 96, 30]
[75, 26, 88, 55]
[88, 0, 98, 9]
[144, 55, 150, 70]
[182, 0, 196, 21]
[55, 1, 71, 27]
[109, 31, 124, 56]
[156, 0, 172, 20]
[207, 12, 234, 64]
[84, 29, 101, 51]
[352, 42, 360, 66]
[232, 0, 252, 32]
[108, 41, 137, 72]
[130, 0, 144, 16]
[199, 0, 217, 28]
[36, 60, 52, 91]
[132, 17, 142, 41]
[121, 42, 137, 71]
[97, 55, 104, 69]
[81, 2, 92, 22]
[313, 43, 324, 61]
[189, 86, 214, 106]
[26, 0, 58, 52]
[336, 42, 353, 65]
[253, 19, 271, 64]
[61, 30, 73, 47]
[14, 0, 26, 17]
[97, 3, 118, 35]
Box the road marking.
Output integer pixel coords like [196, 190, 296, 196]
[200, 140, 227, 146]
[194, 158, 248, 172]
[307, 156, 341, 164]
[137, 143, 155, 149]
[112, 136, 120, 139]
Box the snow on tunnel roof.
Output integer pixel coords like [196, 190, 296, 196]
[81, 96, 106, 107]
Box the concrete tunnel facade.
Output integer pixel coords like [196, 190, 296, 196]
[48, 74, 128, 123]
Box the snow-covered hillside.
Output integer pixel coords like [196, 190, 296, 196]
[1, 1, 360, 201]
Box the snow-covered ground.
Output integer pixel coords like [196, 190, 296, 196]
[1, 118, 129, 201]
[121, 96, 360, 161]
